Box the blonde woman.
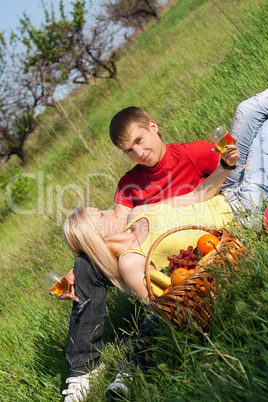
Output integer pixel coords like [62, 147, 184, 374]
[64, 194, 234, 299]
[62, 195, 236, 399]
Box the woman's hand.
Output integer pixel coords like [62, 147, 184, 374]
[49, 268, 79, 302]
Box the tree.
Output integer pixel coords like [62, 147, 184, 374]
[0, 0, 129, 165]
[0, 31, 6, 74]
[0, 89, 35, 164]
[81, 16, 118, 80]
[9, 1, 87, 116]
[11, 0, 118, 103]
[0, 1, 119, 164]
[103, 0, 160, 29]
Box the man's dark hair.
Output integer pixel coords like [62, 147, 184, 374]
[109, 106, 151, 147]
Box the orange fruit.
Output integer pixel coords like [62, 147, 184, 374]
[197, 234, 220, 256]
[188, 268, 196, 274]
[199, 282, 212, 292]
[162, 286, 172, 295]
[171, 268, 190, 285]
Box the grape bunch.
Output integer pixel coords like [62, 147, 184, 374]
[167, 245, 200, 271]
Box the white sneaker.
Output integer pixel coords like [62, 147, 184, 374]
[62, 364, 104, 402]
[105, 372, 132, 399]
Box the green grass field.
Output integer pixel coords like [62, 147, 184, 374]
[0, 0, 267, 400]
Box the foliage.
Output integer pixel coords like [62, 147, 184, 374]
[7, 1, 88, 116]
[0, 0, 124, 166]
[0, 31, 6, 74]
[16, 1, 87, 75]
[0, 91, 35, 163]
[10, 0, 118, 97]
[103, 0, 160, 28]
[0, 168, 33, 206]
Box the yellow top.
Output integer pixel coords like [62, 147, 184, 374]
[120, 194, 234, 271]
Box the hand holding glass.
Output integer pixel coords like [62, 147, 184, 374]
[209, 125, 234, 154]
[45, 270, 91, 312]
[44, 270, 70, 296]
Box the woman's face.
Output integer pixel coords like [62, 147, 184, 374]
[85, 206, 125, 237]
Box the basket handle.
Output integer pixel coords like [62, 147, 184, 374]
[144, 224, 221, 300]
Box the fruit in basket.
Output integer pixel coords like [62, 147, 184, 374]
[151, 282, 165, 297]
[149, 269, 171, 288]
[188, 268, 196, 274]
[143, 278, 164, 297]
[197, 234, 220, 256]
[162, 286, 172, 295]
[144, 270, 172, 297]
[171, 268, 190, 285]
[167, 246, 200, 271]
[197, 249, 214, 266]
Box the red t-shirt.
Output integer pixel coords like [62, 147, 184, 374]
[114, 141, 219, 208]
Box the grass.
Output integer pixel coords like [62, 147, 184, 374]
[0, 0, 268, 400]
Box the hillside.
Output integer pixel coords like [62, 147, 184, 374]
[0, 0, 267, 400]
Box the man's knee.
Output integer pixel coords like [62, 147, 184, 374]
[235, 98, 258, 118]
[236, 90, 268, 119]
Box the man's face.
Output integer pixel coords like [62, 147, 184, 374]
[120, 120, 166, 167]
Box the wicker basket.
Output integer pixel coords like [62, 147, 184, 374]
[144, 225, 245, 332]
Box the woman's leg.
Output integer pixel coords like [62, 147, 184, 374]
[62, 254, 112, 401]
[233, 119, 268, 208]
[221, 88, 268, 191]
[220, 89, 268, 215]
[66, 253, 110, 377]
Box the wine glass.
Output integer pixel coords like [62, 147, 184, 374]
[44, 270, 90, 313]
[209, 125, 247, 170]
[209, 125, 234, 154]
[44, 270, 70, 295]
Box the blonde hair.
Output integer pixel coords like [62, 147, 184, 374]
[63, 205, 131, 293]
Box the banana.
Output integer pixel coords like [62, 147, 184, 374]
[151, 282, 164, 297]
[148, 269, 172, 289]
[143, 278, 164, 297]
[143, 270, 172, 297]
[199, 249, 237, 266]
[198, 249, 214, 266]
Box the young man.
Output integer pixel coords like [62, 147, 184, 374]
[110, 89, 268, 224]
[59, 89, 268, 401]
[110, 107, 238, 223]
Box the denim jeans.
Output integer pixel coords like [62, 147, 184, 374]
[66, 253, 113, 377]
[116, 314, 161, 374]
[220, 88, 268, 211]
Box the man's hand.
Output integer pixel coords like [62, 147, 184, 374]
[212, 136, 240, 166]
[49, 268, 79, 302]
